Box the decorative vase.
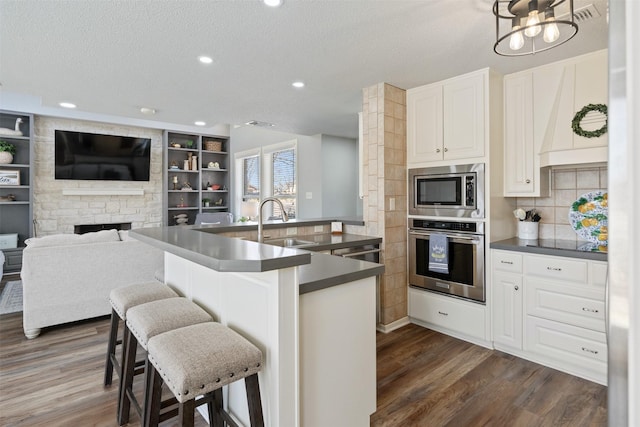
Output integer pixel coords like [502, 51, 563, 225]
[517, 221, 539, 240]
[0, 151, 13, 164]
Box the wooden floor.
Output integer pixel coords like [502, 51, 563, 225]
[0, 274, 607, 426]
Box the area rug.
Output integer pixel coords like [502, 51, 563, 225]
[0, 280, 23, 315]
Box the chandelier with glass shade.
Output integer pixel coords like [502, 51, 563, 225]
[493, 0, 578, 56]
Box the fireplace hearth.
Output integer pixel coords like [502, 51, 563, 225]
[74, 222, 132, 235]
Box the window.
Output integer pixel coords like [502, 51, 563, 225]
[234, 140, 297, 220]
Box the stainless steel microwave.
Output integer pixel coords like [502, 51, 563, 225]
[408, 163, 484, 218]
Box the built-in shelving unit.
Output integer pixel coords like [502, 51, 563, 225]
[0, 110, 34, 273]
[163, 131, 229, 226]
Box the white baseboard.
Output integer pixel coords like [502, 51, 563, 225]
[377, 316, 410, 333]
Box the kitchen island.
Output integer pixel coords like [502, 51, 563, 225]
[130, 226, 384, 427]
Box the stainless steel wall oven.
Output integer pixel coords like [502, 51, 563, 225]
[408, 219, 485, 303]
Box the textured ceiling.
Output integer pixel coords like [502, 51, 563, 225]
[0, 0, 609, 138]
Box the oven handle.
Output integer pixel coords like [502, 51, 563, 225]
[409, 229, 482, 243]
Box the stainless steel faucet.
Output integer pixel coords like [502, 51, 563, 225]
[257, 197, 289, 242]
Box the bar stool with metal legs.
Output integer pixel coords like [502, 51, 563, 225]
[104, 282, 178, 387]
[118, 297, 213, 426]
[145, 322, 264, 427]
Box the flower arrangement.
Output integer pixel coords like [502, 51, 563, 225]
[513, 208, 541, 222]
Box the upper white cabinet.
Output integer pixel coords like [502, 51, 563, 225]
[407, 69, 487, 165]
[503, 74, 549, 197]
[503, 50, 607, 196]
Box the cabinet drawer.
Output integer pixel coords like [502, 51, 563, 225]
[408, 287, 485, 340]
[525, 255, 587, 283]
[525, 316, 607, 382]
[525, 278, 605, 332]
[492, 250, 522, 273]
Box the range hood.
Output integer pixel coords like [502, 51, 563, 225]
[537, 50, 608, 167]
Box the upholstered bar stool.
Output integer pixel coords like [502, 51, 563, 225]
[105, 282, 178, 387]
[119, 297, 213, 426]
[145, 322, 264, 427]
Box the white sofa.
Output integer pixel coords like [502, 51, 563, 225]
[20, 229, 164, 339]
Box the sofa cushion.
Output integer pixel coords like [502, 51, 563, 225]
[25, 229, 121, 248]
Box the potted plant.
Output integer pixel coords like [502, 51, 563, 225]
[202, 198, 211, 207]
[0, 140, 16, 164]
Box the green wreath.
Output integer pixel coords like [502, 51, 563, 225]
[572, 103, 608, 138]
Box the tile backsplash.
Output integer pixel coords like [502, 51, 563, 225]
[516, 166, 608, 242]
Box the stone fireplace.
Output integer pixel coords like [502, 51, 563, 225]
[32, 116, 164, 236]
[74, 222, 132, 234]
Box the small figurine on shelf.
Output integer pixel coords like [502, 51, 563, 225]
[170, 160, 179, 170]
[215, 198, 224, 206]
[172, 175, 178, 190]
[181, 181, 192, 191]
[177, 196, 186, 208]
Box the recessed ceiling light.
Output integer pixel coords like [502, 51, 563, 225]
[264, 0, 283, 7]
[59, 102, 76, 109]
[140, 107, 156, 115]
[194, 121, 206, 126]
[292, 81, 305, 88]
[198, 56, 213, 64]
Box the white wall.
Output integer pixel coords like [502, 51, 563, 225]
[230, 126, 360, 219]
[33, 116, 164, 235]
[320, 134, 361, 217]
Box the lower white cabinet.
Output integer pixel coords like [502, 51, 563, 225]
[408, 287, 486, 343]
[491, 249, 607, 385]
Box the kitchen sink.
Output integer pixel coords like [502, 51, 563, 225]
[262, 237, 319, 248]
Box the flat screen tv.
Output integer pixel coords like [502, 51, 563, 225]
[55, 130, 151, 181]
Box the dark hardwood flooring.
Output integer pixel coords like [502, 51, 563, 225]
[0, 274, 607, 426]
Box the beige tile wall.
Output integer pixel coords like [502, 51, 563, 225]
[516, 166, 608, 242]
[362, 83, 407, 326]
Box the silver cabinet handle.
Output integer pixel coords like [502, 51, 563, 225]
[581, 347, 598, 355]
[582, 307, 600, 313]
[436, 148, 441, 153]
[514, 285, 519, 291]
[547, 266, 562, 271]
[501, 260, 513, 265]
[526, 179, 531, 184]
[438, 311, 448, 316]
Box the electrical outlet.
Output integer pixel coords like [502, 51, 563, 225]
[314, 225, 324, 233]
[286, 227, 297, 235]
[306, 192, 313, 199]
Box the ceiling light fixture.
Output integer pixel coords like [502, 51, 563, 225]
[194, 121, 206, 126]
[292, 81, 305, 88]
[198, 56, 213, 64]
[59, 102, 76, 109]
[493, 0, 578, 56]
[140, 107, 156, 115]
[263, 0, 283, 7]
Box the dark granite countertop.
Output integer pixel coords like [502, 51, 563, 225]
[130, 226, 384, 294]
[490, 238, 608, 261]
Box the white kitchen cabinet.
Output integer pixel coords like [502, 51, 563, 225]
[490, 249, 607, 385]
[408, 286, 487, 345]
[492, 251, 523, 350]
[503, 74, 549, 197]
[407, 69, 486, 165]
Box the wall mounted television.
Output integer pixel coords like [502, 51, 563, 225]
[55, 130, 151, 181]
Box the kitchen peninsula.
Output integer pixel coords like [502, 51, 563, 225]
[130, 225, 384, 427]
